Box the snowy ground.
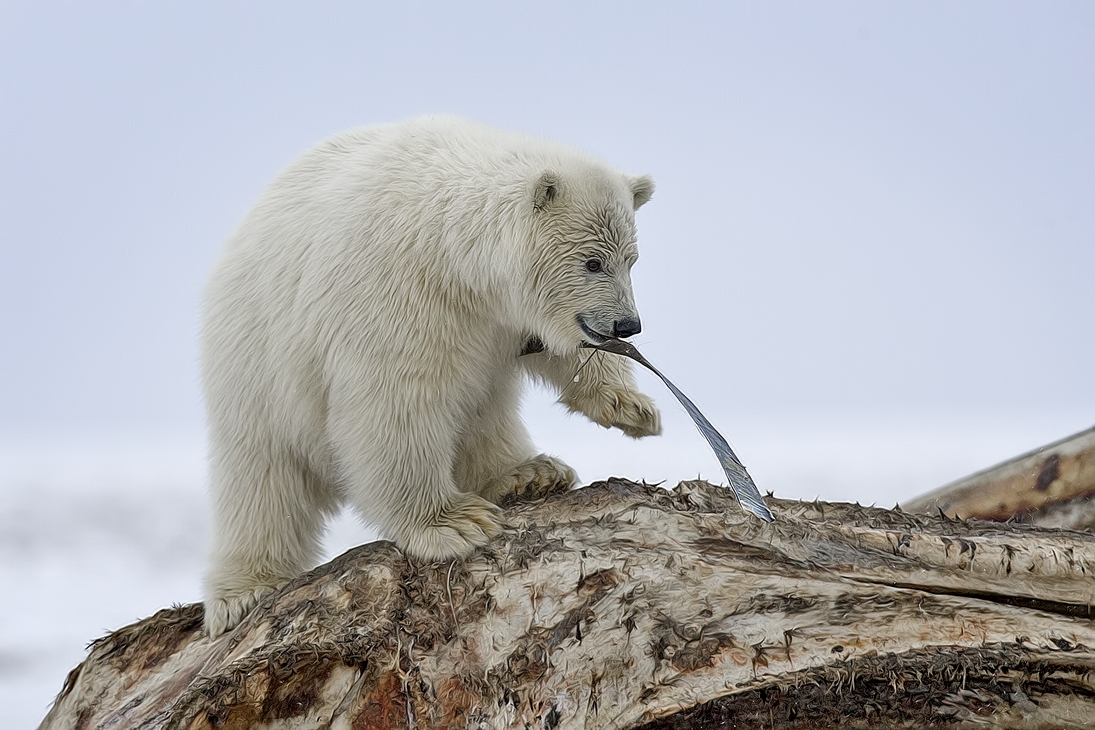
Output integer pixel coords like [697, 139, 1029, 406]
[2, 402, 1088, 728]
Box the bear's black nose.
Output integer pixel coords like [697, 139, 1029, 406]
[613, 318, 642, 339]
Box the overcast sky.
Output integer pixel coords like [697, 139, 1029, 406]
[2, 3, 1092, 464]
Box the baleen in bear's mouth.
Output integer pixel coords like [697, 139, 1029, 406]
[579, 336, 775, 524]
[577, 315, 612, 344]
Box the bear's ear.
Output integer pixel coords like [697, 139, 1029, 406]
[629, 174, 655, 210]
[533, 171, 560, 212]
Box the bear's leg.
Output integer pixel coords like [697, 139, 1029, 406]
[351, 452, 502, 561]
[453, 374, 578, 504]
[522, 349, 662, 439]
[334, 397, 502, 562]
[204, 446, 336, 637]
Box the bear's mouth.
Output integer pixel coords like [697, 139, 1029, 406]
[577, 316, 613, 345]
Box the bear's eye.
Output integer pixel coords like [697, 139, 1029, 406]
[584, 258, 604, 274]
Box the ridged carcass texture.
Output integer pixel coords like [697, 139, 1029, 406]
[39, 479, 1095, 730]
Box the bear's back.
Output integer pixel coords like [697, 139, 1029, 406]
[309, 116, 608, 201]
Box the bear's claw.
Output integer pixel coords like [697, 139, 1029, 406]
[484, 454, 578, 505]
[585, 387, 662, 439]
[204, 583, 279, 638]
[400, 492, 501, 562]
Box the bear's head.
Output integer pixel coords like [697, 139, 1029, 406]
[520, 168, 654, 356]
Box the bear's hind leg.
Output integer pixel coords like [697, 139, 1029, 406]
[204, 447, 336, 637]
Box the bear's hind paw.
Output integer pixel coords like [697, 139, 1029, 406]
[400, 494, 501, 561]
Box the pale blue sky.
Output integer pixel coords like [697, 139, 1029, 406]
[3, 2, 1092, 447]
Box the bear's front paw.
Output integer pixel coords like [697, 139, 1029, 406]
[483, 454, 578, 505]
[204, 584, 278, 638]
[400, 493, 502, 561]
[586, 388, 662, 439]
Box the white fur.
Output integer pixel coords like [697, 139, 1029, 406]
[201, 116, 661, 637]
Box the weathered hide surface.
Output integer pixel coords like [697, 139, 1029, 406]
[904, 426, 1095, 530]
[40, 479, 1095, 729]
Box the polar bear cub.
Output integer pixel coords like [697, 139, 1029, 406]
[201, 116, 661, 637]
